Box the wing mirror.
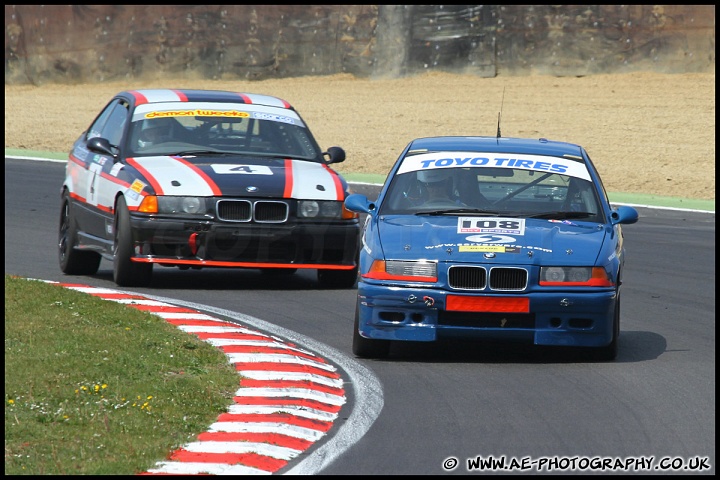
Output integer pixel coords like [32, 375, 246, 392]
[323, 146, 346, 164]
[87, 137, 117, 158]
[345, 193, 376, 215]
[611, 205, 639, 225]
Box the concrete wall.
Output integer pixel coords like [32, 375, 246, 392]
[5, 5, 715, 85]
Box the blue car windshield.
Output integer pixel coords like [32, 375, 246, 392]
[379, 165, 605, 222]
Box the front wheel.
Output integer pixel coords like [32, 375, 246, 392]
[113, 196, 153, 287]
[58, 192, 101, 275]
[352, 302, 390, 358]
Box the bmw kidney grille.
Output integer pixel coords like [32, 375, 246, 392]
[216, 199, 289, 223]
[448, 266, 528, 291]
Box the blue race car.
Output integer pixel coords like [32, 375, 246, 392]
[344, 136, 639, 360]
[58, 89, 360, 288]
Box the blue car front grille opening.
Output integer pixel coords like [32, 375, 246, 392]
[438, 311, 536, 329]
[448, 266, 527, 291]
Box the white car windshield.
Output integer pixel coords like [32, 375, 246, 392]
[127, 103, 320, 160]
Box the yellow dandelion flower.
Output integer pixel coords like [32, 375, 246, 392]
[8, 399, 14, 405]
[102, 384, 108, 389]
[147, 395, 153, 400]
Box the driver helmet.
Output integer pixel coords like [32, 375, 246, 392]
[417, 168, 452, 186]
[137, 118, 173, 148]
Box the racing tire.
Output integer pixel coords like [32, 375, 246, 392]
[352, 302, 390, 358]
[590, 291, 620, 362]
[113, 196, 153, 287]
[317, 266, 358, 289]
[58, 192, 101, 275]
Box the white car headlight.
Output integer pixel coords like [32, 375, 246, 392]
[299, 200, 320, 217]
[181, 197, 203, 214]
[157, 197, 208, 214]
[298, 200, 342, 219]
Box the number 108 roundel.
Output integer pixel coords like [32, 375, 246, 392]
[344, 135, 639, 361]
[59, 89, 360, 288]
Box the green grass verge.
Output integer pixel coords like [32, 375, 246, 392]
[4, 148, 68, 160]
[4, 275, 240, 475]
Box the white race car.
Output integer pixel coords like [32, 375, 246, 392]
[59, 89, 360, 287]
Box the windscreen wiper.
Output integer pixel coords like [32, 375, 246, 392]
[175, 149, 236, 156]
[249, 153, 314, 161]
[526, 211, 593, 219]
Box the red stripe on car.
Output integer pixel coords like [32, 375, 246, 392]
[125, 157, 164, 195]
[171, 156, 223, 195]
[283, 159, 294, 198]
[172, 89, 189, 102]
[128, 90, 149, 106]
[323, 164, 345, 200]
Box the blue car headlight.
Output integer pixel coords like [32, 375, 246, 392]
[363, 260, 438, 282]
[539, 266, 613, 286]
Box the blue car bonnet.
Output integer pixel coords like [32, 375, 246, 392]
[377, 215, 608, 265]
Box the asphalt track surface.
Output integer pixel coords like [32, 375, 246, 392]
[4, 155, 716, 475]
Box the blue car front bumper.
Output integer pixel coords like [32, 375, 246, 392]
[356, 282, 617, 348]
